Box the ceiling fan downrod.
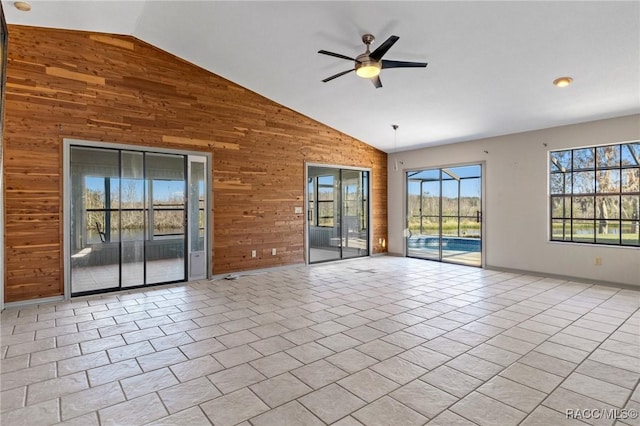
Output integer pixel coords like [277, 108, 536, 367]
[362, 33, 375, 50]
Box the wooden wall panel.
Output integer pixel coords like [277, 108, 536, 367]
[3, 26, 388, 303]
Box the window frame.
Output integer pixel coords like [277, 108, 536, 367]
[549, 141, 640, 247]
[316, 175, 336, 228]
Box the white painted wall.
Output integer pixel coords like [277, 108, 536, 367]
[388, 114, 640, 286]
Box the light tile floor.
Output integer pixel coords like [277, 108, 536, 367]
[1, 256, 639, 426]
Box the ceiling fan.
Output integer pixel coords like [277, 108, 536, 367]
[318, 34, 428, 88]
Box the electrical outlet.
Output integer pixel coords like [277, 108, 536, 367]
[271, 248, 277, 256]
[294, 206, 303, 214]
[594, 257, 602, 266]
[251, 250, 257, 258]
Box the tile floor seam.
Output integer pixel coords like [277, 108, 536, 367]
[154, 389, 174, 422]
[456, 390, 531, 425]
[386, 382, 462, 423]
[474, 374, 547, 410]
[337, 379, 442, 424]
[249, 377, 314, 414]
[435, 405, 483, 425]
[295, 384, 365, 425]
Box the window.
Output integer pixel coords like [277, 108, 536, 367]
[84, 176, 119, 244]
[317, 175, 335, 227]
[550, 141, 640, 246]
[150, 179, 185, 239]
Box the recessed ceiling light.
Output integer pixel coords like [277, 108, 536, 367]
[14, 1, 31, 11]
[553, 77, 573, 88]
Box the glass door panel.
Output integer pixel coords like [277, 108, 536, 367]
[457, 175, 482, 263]
[146, 153, 186, 284]
[451, 166, 482, 265]
[407, 179, 421, 237]
[308, 168, 341, 263]
[341, 169, 368, 259]
[188, 157, 207, 280]
[407, 170, 440, 260]
[308, 166, 369, 264]
[70, 147, 120, 294]
[121, 151, 145, 288]
[406, 164, 482, 267]
[441, 171, 460, 262]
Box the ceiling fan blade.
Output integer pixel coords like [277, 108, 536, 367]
[369, 35, 399, 61]
[382, 60, 428, 69]
[318, 50, 357, 62]
[322, 69, 355, 83]
[371, 75, 382, 88]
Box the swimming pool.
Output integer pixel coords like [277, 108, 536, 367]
[408, 236, 481, 252]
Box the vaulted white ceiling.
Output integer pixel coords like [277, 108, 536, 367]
[4, 1, 639, 152]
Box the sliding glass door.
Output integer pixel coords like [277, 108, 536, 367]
[146, 153, 186, 284]
[307, 166, 369, 264]
[406, 164, 482, 266]
[69, 146, 207, 296]
[341, 169, 369, 259]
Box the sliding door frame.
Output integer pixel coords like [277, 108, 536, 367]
[63, 139, 212, 299]
[404, 161, 486, 267]
[304, 162, 372, 265]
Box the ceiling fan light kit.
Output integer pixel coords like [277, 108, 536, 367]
[355, 61, 381, 78]
[553, 76, 573, 87]
[319, 33, 427, 88]
[14, 1, 31, 11]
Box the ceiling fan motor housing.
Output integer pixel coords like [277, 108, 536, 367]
[355, 52, 381, 78]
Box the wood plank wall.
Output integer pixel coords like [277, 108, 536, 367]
[3, 25, 388, 303]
